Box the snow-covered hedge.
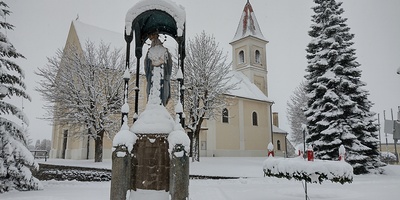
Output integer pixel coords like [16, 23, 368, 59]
[263, 157, 353, 184]
[33, 164, 111, 182]
[380, 152, 397, 163]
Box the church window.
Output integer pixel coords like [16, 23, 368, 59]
[222, 108, 229, 123]
[252, 111, 258, 126]
[277, 140, 281, 151]
[239, 50, 244, 64]
[62, 129, 68, 159]
[255, 50, 261, 64]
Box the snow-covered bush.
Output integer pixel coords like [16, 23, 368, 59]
[263, 157, 353, 184]
[380, 152, 397, 163]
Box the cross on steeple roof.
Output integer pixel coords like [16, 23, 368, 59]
[232, 0, 266, 42]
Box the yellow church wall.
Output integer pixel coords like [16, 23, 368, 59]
[215, 98, 241, 150]
[273, 134, 288, 157]
[242, 99, 271, 151]
[202, 96, 273, 157]
[231, 37, 267, 70]
[248, 40, 267, 69]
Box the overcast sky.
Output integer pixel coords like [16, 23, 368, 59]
[5, 0, 400, 142]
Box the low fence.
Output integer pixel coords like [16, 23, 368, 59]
[30, 150, 49, 162]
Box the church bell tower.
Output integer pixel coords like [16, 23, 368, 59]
[230, 0, 269, 96]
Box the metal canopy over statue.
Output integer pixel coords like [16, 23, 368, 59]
[124, 0, 186, 120]
[110, 0, 189, 200]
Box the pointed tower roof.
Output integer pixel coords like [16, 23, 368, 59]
[232, 0, 266, 42]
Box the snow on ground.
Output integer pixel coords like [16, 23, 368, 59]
[1, 157, 399, 200]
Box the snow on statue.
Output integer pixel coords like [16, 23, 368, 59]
[144, 33, 172, 106]
[131, 52, 175, 134]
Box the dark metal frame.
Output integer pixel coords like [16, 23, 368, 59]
[123, 9, 186, 126]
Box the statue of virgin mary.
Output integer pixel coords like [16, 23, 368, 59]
[144, 33, 172, 106]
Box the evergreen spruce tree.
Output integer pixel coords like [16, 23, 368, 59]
[304, 0, 384, 174]
[0, 1, 42, 192]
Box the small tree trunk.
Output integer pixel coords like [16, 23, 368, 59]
[188, 131, 194, 157]
[94, 130, 104, 162]
[191, 116, 204, 162]
[191, 130, 201, 162]
[195, 132, 200, 162]
[191, 135, 199, 162]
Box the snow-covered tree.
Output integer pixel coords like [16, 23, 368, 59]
[34, 140, 40, 150]
[184, 31, 237, 162]
[36, 41, 126, 162]
[35, 139, 51, 152]
[304, 0, 384, 174]
[0, 1, 42, 192]
[287, 81, 308, 146]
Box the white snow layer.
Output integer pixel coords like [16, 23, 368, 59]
[226, 71, 272, 102]
[131, 103, 174, 134]
[147, 45, 168, 66]
[121, 103, 129, 113]
[125, 0, 186, 36]
[123, 68, 131, 80]
[3, 158, 400, 200]
[175, 67, 183, 80]
[112, 117, 137, 152]
[72, 20, 124, 50]
[168, 122, 190, 155]
[174, 102, 183, 113]
[267, 142, 274, 151]
[131, 67, 174, 134]
[126, 189, 169, 200]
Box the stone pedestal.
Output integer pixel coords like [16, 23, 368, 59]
[132, 134, 170, 191]
[169, 144, 189, 200]
[110, 145, 131, 200]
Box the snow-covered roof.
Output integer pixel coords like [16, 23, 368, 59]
[273, 125, 288, 134]
[72, 20, 125, 50]
[232, 1, 266, 43]
[125, 0, 186, 36]
[225, 71, 273, 103]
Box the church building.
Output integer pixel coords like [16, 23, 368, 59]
[199, 1, 287, 157]
[49, 1, 289, 160]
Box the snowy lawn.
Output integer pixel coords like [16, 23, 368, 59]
[1, 157, 399, 200]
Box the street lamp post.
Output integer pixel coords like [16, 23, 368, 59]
[396, 68, 400, 163]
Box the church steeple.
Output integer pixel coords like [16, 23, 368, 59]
[230, 0, 269, 96]
[232, 0, 266, 43]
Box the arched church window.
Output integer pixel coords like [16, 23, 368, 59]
[252, 111, 258, 126]
[255, 50, 261, 64]
[277, 140, 281, 151]
[239, 50, 244, 64]
[222, 108, 229, 123]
